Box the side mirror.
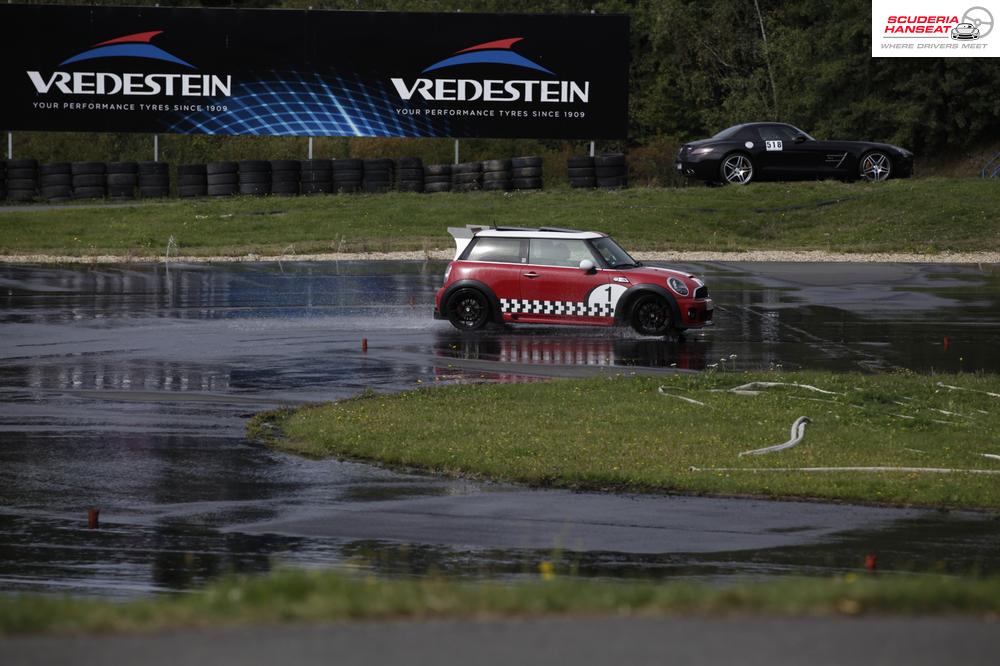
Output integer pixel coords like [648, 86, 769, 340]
[579, 259, 596, 273]
[793, 134, 807, 144]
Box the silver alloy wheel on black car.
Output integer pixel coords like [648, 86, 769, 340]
[720, 153, 754, 185]
[447, 289, 490, 331]
[860, 151, 892, 182]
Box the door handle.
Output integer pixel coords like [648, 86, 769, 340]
[522, 271, 540, 278]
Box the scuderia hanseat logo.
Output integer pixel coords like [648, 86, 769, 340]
[27, 31, 232, 97]
[873, 2, 997, 56]
[390, 37, 589, 104]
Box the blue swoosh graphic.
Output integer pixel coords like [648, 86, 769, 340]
[422, 50, 554, 75]
[60, 44, 195, 69]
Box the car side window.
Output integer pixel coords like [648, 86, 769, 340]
[757, 125, 798, 143]
[528, 239, 594, 268]
[465, 238, 524, 263]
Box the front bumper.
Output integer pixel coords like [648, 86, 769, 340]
[675, 154, 720, 181]
[679, 298, 714, 328]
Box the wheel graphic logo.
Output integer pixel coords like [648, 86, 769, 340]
[963, 6, 994, 38]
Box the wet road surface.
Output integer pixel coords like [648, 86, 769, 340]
[1, 261, 998, 597]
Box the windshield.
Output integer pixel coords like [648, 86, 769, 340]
[590, 237, 639, 269]
[711, 124, 745, 140]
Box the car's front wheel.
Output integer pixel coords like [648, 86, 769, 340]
[720, 152, 754, 185]
[630, 294, 673, 336]
[446, 288, 490, 331]
[859, 151, 892, 182]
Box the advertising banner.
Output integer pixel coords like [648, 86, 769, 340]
[872, 0, 998, 57]
[0, 4, 629, 139]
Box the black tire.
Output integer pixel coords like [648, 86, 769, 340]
[446, 288, 490, 331]
[482, 171, 512, 182]
[300, 159, 332, 171]
[73, 174, 105, 187]
[40, 163, 71, 176]
[302, 182, 333, 194]
[107, 173, 137, 186]
[397, 167, 424, 180]
[482, 180, 512, 191]
[332, 170, 363, 182]
[482, 159, 511, 172]
[71, 161, 105, 175]
[596, 166, 627, 178]
[363, 182, 392, 193]
[332, 159, 363, 171]
[8, 168, 39, 179]
[630, 294, 673, 336]
[269, 160, 300, 172]
[271, 171, 300, 184]
[511, 156, 542, 168]
[363, 172, 392, 182]
[567, 155, 594, 168]
[597, 176, 628, 188]
[569, 177, 596, 188]
[595, 153, 625, 167]
[8, 159, 38, 170]
[106, 161, 138, 174]
[178, 174, 208, 187]
[425, 182, 452, 193]
[452, 173, 482, 185]
[512, 166, 542, 179]
[424, 164, 451, 176]
[139, 187, 170, 198]
[424, 175, 452, 185]
[567, 167, 596, 179]
[453, 161, 482, 174]
[208, 184, 239, 196]
[300, 171, 333, 183]
[512, 177, 542, 190]
[138, 162, 168, 175]
[6, 179, 37, 191]
[178, 164, 207, 176]
[452, 182, 481, 192]
[397, 157, 423, 168]
[238, 160, 270, 173]
[179, 185, 208, 198]
[108, 188, 136, 199]
[398, 181, 424, 193]
[6, 189, 36, 201]
[334, 183, 362, 193]
[238, 172, 270, 184]
[39, 174, 72, 187]
[207, 161, 238, 175]
[40, 185, 73, 200]
[271, 183, 300, 195]
[207, 173, 239, 186]
[73, 186, 106, 199]
[364, 158, 394, 170]
[139, 175, 170, 187]
[239, 183, 271, 196]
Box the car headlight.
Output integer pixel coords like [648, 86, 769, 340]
[668, 277, 690, 296]
[690, 147, 714, 156]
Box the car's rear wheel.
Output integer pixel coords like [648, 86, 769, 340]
[630, 295, 673, 336]
[860, 151, 892, 182]
[446, 289, 490, 331]
[720, 152, 754, 185]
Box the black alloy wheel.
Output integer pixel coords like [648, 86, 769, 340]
[720, 152, 754, 185]
[631, 295, 672, 336]
[447, 289, 490, 331]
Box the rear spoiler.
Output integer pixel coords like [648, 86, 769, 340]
[446, 225, 486, 260]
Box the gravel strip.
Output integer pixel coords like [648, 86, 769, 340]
[1, 250, 998, 265]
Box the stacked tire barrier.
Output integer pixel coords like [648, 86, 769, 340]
[178, 164, 208, 198]
[567, 155, 596, 188]
[39, 163, 72, 202]
[481, 159, 512, 191]
[452, 162, 482, 192]
[207, 161, 239, 196]
[139, 161, 170, 198]
[333, 158, 363, 193]
[397, 157, 424, 192]
[511, 156, 543, 190]
[238, 160, 270, 196]
[300, 159, 332, 195]
[424, 164, 451, 193]
[595, 152, 628, 189]
[270, 160, 300, 196]
[7, 159, 38, 201]
[362, 158, 394, 193]
[0, 160, 6, 200]
[107, 162, 138, 199]
[72, 162, 106, 200]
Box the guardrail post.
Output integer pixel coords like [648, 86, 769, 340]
[153, 134, 159, 162]
[7, 132, 11, 160]
[589, 141, 595, 158]
[308, 137, 314, 160]
[454, 139, 459, 165]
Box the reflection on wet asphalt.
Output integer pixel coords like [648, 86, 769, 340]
[1, 261, 998, 598]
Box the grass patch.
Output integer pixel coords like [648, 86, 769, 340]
[1, 178, 998, 257]
[4, 570, 1000, 635]
[265, 371, 1000, 509]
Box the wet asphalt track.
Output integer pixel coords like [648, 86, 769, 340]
[1, 260, 999, 597]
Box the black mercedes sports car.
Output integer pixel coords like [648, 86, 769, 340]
[675, 122, 913, 185]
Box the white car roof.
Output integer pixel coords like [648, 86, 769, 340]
[446, 226, 607, 259]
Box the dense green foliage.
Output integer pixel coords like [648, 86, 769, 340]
[268, 372, 1000, 509]
[6, 1, 999, 180]
[4, 570, 1000, 634]
[2, 179, 998, 257]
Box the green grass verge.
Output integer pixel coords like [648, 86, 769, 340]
[261, 372, 1000, 509]
[1, 178, 997, 257]
[4, 571, 1000, 634]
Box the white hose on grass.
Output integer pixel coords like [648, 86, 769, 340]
[739, 416, 810, 457]
[689, 466, 1000, 475]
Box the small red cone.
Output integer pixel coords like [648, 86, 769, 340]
[361, 338, 368, 353]
[87, 508, 100, 529]
[943, 336, 950, 351]
[865, 553, 877, 573]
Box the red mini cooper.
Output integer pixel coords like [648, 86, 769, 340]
[434, 226, 713, 335]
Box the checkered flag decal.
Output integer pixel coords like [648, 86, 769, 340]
[501, 298, 615, 317]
